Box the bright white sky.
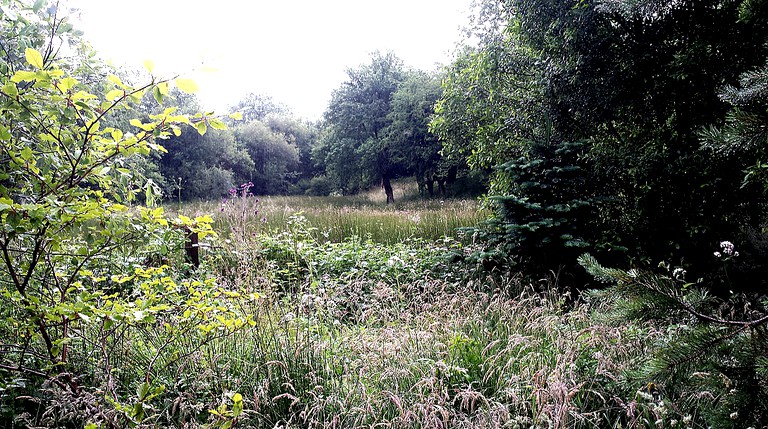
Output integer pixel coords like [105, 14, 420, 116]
[66, 0, 471, 120]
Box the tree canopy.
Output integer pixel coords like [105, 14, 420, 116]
[433, 0, 768, 284]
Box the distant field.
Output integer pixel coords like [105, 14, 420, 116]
[177, 182, 489, 243]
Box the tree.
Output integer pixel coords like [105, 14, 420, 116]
[386, 70, 459, 196]
[431, 30, 548, 195]
[321, 51, 407, 203]
[478, 141, 599, 275]
[160, 127, 254, 200]
[701, 59, 768, 190]
[436, 0, 768, 281]
[266, 115, 323, 180]
[0, 3, 251, 424]
[580, 254, 768, 427]
[229, 92, 288, 123]
[233, 121, 299, 194]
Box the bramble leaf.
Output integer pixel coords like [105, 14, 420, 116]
[20, 147, 33, 161]
[157, 81, 169, 95]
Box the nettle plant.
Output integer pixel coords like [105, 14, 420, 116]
[0, 22, 248, 426]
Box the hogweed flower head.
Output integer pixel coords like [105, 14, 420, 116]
[715, 241, 739, 258]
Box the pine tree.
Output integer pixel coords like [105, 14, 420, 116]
[579, 254, 768, 427]
[473, 140, 604, 277]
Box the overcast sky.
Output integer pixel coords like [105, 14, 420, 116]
[66, 0, 471, 120]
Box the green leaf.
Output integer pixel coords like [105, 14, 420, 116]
[228, 112, 243, 121]
[143, 59, 155, 74]
[106, 89, 123, 101]
[2, 82, 18, 97]
[195, 121, 207, 136]
[0, 197, 12, 212]
[25, 48, 44, 69]
[129, 119, 153, 131]
[58, 77, 78, 92]
[209, 118, 227, 130]
[20, 147, 33, 161]
[153, 86, 164, 105]
[11, 70, 38, 83]
[0, 125, 10, 141]
[174, 78, 199, 94]
[107, 74, 125, 88]
[111, 129, 123, 141]
[72, 90, 97, 101]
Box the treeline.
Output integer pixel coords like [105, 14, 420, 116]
[124, 54, 480, 203]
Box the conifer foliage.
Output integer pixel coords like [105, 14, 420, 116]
[580, 254, 768, 427]
[474, 141, 599, 275]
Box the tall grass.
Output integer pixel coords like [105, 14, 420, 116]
[149, 209, 676, 429]
[180, 184, 488, 244]
[11, 189, 708, 428]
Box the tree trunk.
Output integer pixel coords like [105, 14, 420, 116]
[382, 175, 395, 204]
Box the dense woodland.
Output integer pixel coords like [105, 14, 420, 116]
[2, 0, 768, 427]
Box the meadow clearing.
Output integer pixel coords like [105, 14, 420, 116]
[129, 186, 684, 429]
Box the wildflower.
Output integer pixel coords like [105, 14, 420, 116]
[672, 267, 686, 281]
[714, 251, 722, 258]
[720, 241, 735, 255]
[730, 412, 738, 420]
[260, 217, 267, 223]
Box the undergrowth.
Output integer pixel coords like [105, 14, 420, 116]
[2, 197, 746, 428]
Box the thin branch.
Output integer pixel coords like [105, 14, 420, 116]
[0, 363, 68, 390]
